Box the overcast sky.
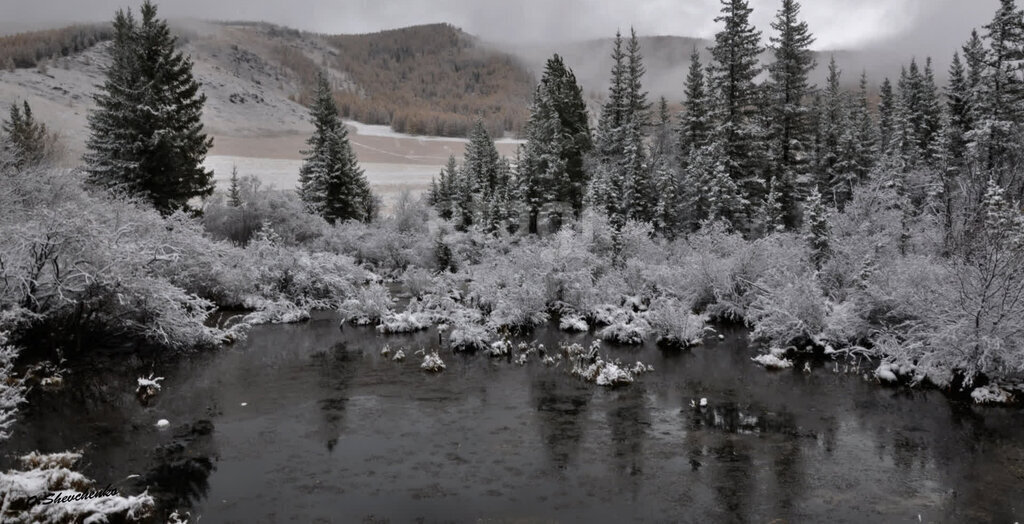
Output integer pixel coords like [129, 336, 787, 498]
[2, 0, 1000, 53]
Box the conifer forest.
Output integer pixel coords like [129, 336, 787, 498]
[2, 0, 1024, 522]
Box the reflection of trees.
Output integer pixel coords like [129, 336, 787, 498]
[530, 374, 593, 471]
[605, 384, 650, 501]
[311, 341, 360, 452]
[138, 420, 217, 512]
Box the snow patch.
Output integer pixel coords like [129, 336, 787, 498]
[971, 385, 1014, 405]
[420, 352, 446, 372]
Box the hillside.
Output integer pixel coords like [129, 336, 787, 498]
[324, 24, 535, 138]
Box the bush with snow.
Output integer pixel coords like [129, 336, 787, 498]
[447, 317, 493, 352]
[0, 451, 154, 523]
[420, 351, 446, 372]
[970, 385, 1014, 405]
[646, 298, 709, 347]
[0, 335, 26, 442]
[597, 319, 649, 345]
[752, 353, 794, 370]
[242, 298, 311, 325]
[558, 313, 589, 332]
[376, 311, 432, 334]
[339, 282, 393, 325]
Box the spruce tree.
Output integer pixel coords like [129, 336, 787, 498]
[519, 54, 592, 220]
[917, 58, 944, 165]
[877, 78, 895, 152]
[84, 1, 213, 213]
[2, 101, 49, 166]
[298, 71, 374, 224]
[847, 71, 877, 184]
[677, 46, 711, 164]
[709, 0, 766, 228]
[817, 56, 851, 203]
[463, 120, 501, 195]
[228, 165, 242, 207]
[429, 155, 459, 220]
[766, 0, 816, 224]
[947, 51, 972, 165]
[803, 187, 830, 267]
[978, 0, 1024, 191]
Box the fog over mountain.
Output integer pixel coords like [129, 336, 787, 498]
[4, 0, 999, 59]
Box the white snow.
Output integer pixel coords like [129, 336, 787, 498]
[595, 362, 634, 387]
[420, 352, 446, 372]
[875, 363, 899, 383]
[155, 419, 170, 429]
[392, 349, 406, 362]
[376, 312, 431, 334]
[700, 398, 708, 408]
[135, 375, 164, 391]
[752, 353, 795, 370]
[558, 314, 589, 332]
[971, 385, 1014, 405]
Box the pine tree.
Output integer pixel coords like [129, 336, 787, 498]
[760, 177, 785, 234]
[463, 120, 501, 195]
[589, 29, 650, 228]
[816, 56, 851, 203]
[4, 57, 14, 73]
[298, 71, 374, 224]
[847, 71, 877, 184]
[878, 77, 895, 152]
[519, 54, 592, 220]
[803, 187, 830, 267]
[709, 0, 766, 228]
[429, 155, 459, 220]
[682, 135, 746, 231]
[2, 100, 49, 166]
[766, 0, 816, 225]
[947, 51, 972, 165]
[917, 58, 944, 165]
[228, 165, 242, 207]
[677, 46, 711, 165]
[977, 0, 1024, 192]
[84, 1, 214, 213]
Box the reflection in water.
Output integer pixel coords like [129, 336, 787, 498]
[311, 341, 359, 452]
[530, 373, 592, 471]
[4, 317, 1024, 522]
[605, 385, 649, 501]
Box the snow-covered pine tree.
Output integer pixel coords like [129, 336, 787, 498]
[429, 155, 459, 220]
[228, 165, 242, 208]
[765, 0, 816, 225]
[848, 72, 877, 183]
[2, 101, 48, 166]
[976, 0, 1024, 195]
[650, 97, 683, 237]
[298, 71, 374, 224]
[816, 56, 852, 205]
[708, 0, 766, 229]
[947, 51, 972, 166]
[760, 177, 786, 235]
[677, 46, 711, 167]
[463, 120, 501, 195]
[920, 58, 944, 164]
[84, 1, 214, 213]
[683, 135, 746, 231]
[877, 78, 895, 153]
[520, 54, 591, 221]
[802, 186, 830, 267]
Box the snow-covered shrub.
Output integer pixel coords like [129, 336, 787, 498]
[488, 339, 512, 357]
[971, 385, 1014, 405]
[448, 320, 493, 352]
[0, 451, 154, 523]
[242, 298, 310, 325]
[420, 352, 446, 372]
[588, 304, 631, 326]
[752, 352, 794, 370]
[645, 298, 709, 347]
[376, 311, 432, 334]
[401, 267, 435, 298]
[0, 334, 26, 442]
[339, 282, 393, 325]
[597, 319, 649, 345]
[747, 273, 827, 348]
[558, 313, 589, 332]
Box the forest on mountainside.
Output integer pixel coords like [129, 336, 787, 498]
[0, 24, 113, 70]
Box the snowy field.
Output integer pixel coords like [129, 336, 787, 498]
[204, 155, 440, 209]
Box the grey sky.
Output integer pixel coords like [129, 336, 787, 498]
[1, 0, 999, 53]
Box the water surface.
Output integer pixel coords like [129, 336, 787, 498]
[6, 313, 1024, 522]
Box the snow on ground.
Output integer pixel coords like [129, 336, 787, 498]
[204, 155, 439, 210]
[344, 120, 523, 145]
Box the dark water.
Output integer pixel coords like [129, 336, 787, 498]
[5, 313, 1024, 523]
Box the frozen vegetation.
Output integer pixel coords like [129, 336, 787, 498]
[0, 451, 154, 523]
